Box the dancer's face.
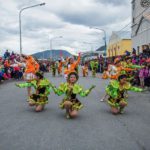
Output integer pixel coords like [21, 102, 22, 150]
[69, 58, 74, 64]
[120, 77, 127, 84]
[69, 74, 77, 83]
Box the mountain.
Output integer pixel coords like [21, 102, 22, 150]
[32, 50, 72, 60]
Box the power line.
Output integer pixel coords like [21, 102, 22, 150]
[118, 21, 131, 33]
[118, 6, 150, 33]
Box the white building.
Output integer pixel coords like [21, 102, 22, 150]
[132, 0, 150, 52]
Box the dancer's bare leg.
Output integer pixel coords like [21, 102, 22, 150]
[100, 93, 108, 102]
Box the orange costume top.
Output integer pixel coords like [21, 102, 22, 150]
[102, 71, 109, 79]
[105, 64, 134, 80]
[82, 65, 88, 77]
[110, 66, 134, 80]
[25, 56, 39, 74]
[58, 61, 63, 73]
[64, 55, 81, 75]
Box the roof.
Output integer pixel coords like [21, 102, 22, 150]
[117, 31, 131, 39]
[109, 31, 131, 44]
[96, 45, 106, 51]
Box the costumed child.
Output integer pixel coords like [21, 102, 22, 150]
[51, 61, 57, 77]
[105, 74, 143, 115]
[16, 72, 51, 112]
[82, 62, 89, 77]
[57, 59, 63, 76]
[64, 53, 81, 79]
[101, 67, 109, 79]
[51, 72, 95, 119]
[90, 60, 98, 77]
[21, 55, 39, 98]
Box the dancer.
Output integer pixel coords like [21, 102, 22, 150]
[16, 72, 51, 112]
[64, 53, 81, 79]
[51, 72, 95, 119]
[90, 60, 98, 77]
[100, 58, 133, 102]
[57, 59, 63, 76]
[51, 61, 57, 77]
[107, 58, 135, 80]
[105, 74, 143, 115]
[82, 62, 89, 77]
[22, 55, 39, 98]
[101, 67, 109, 79]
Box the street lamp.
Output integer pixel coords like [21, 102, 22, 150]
[90, 27, 107, 56]
[19, 2, 46, 54]
[50, 36, 63, 60]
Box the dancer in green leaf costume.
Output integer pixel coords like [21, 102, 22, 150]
[106, 74, 143, 114]
[90, 60, 98, 77]
[51, 72, 95, 119]
[16, 72, 51, 112]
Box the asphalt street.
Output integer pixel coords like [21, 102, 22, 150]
[0, 72, 150, 150]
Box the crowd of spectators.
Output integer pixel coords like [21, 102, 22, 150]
[1, 46, 150, 89]
[0, 50, 25, 83]
[0, 50, 52, 84]
[95, 46, 150, 89]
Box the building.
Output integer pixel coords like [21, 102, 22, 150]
[107, 31, 132, 57]
[132, 0, 150, 53]
[96, 45, 106, 56]
[81, 51, 99, 63]
[80, 45, 108, 63]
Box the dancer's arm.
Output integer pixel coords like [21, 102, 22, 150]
[129, 86, 143, 92]
[16, 82, 32, 88]
[75, 53, 81, 67]
[78, 85, 95, 97]
[51, 83, 65, 96]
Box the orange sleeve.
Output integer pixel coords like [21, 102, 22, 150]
[35, 62, 39, 72]
[74, 55, 81, 67]
[123, 67, 135, 71]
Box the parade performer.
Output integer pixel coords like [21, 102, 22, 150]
[51, 61, 57, 77]
[101, 67, 109, 79]
[101, 58, 121, 80]
[64, 53, 81, 79]
[16, 72, 51, 112]
[51, 72, 95, 119]
[121, 57, 143, 82]
[57, 59, 63, 76]
[90, 60, 98, 77]
[105, 74, 143, 114]
[106, 58, 135, 80]
[22, 55, 39, 98]
[82, 62, 89, 77]
[100, 58, 132, 102]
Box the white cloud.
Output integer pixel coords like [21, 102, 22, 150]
[0, 0, 131, 55]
